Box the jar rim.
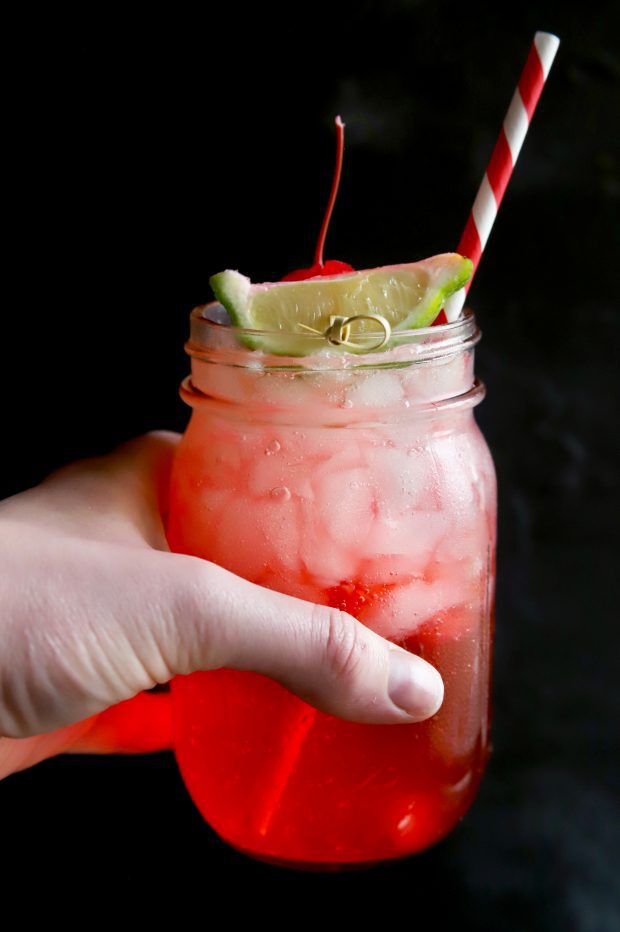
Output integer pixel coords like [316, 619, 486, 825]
[186, 301, 480, 370]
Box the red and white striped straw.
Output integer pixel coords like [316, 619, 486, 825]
[444, 31, 560, 322]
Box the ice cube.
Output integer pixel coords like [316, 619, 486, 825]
[344, 370, 405, 407]
[399, 353, 471, 403]
[315, 466, 376, 548]
[298, 496, 361, 584]
[360, 576, 467, 641]
[432, 431, 479, 511]
[362, 438, 441, 515]
[246, 436, 314, 501]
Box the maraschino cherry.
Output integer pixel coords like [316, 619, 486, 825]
[281, 116, 354, 282]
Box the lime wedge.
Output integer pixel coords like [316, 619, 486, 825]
[209, 253, 472, 355]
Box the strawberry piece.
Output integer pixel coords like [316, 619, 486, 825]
[327, 579, 393, 619]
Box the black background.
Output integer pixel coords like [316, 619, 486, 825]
[2, 2, 619, 926]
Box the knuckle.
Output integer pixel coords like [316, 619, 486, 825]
[169, 556, 230, 672]
[318, 606, 366, 687]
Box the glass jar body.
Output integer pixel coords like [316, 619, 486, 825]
[166, 311, 497, 869]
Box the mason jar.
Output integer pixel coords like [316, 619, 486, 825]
[166, 303, 497, 869]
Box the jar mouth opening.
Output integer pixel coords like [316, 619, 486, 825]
[186, 301, 480, 370]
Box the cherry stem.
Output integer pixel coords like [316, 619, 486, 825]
[313, 116, 345, 268]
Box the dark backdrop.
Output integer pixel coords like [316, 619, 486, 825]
[2, 2, 619, 927]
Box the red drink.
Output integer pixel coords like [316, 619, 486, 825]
[167, 305, 496, 868]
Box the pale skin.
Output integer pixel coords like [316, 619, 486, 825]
[0, 431, 444, 781]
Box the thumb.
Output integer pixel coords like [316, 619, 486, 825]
[160, 555, 444, 725]
[0, 543, 444, 743]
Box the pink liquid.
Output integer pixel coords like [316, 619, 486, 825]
[167, 340, 496, 867]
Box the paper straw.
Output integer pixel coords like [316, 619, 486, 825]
[444, 31, 560, 322]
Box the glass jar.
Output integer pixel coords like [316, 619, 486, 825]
[166, 304, 496, 869]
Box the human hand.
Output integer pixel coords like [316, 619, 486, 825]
[0, 432, 443, 779]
